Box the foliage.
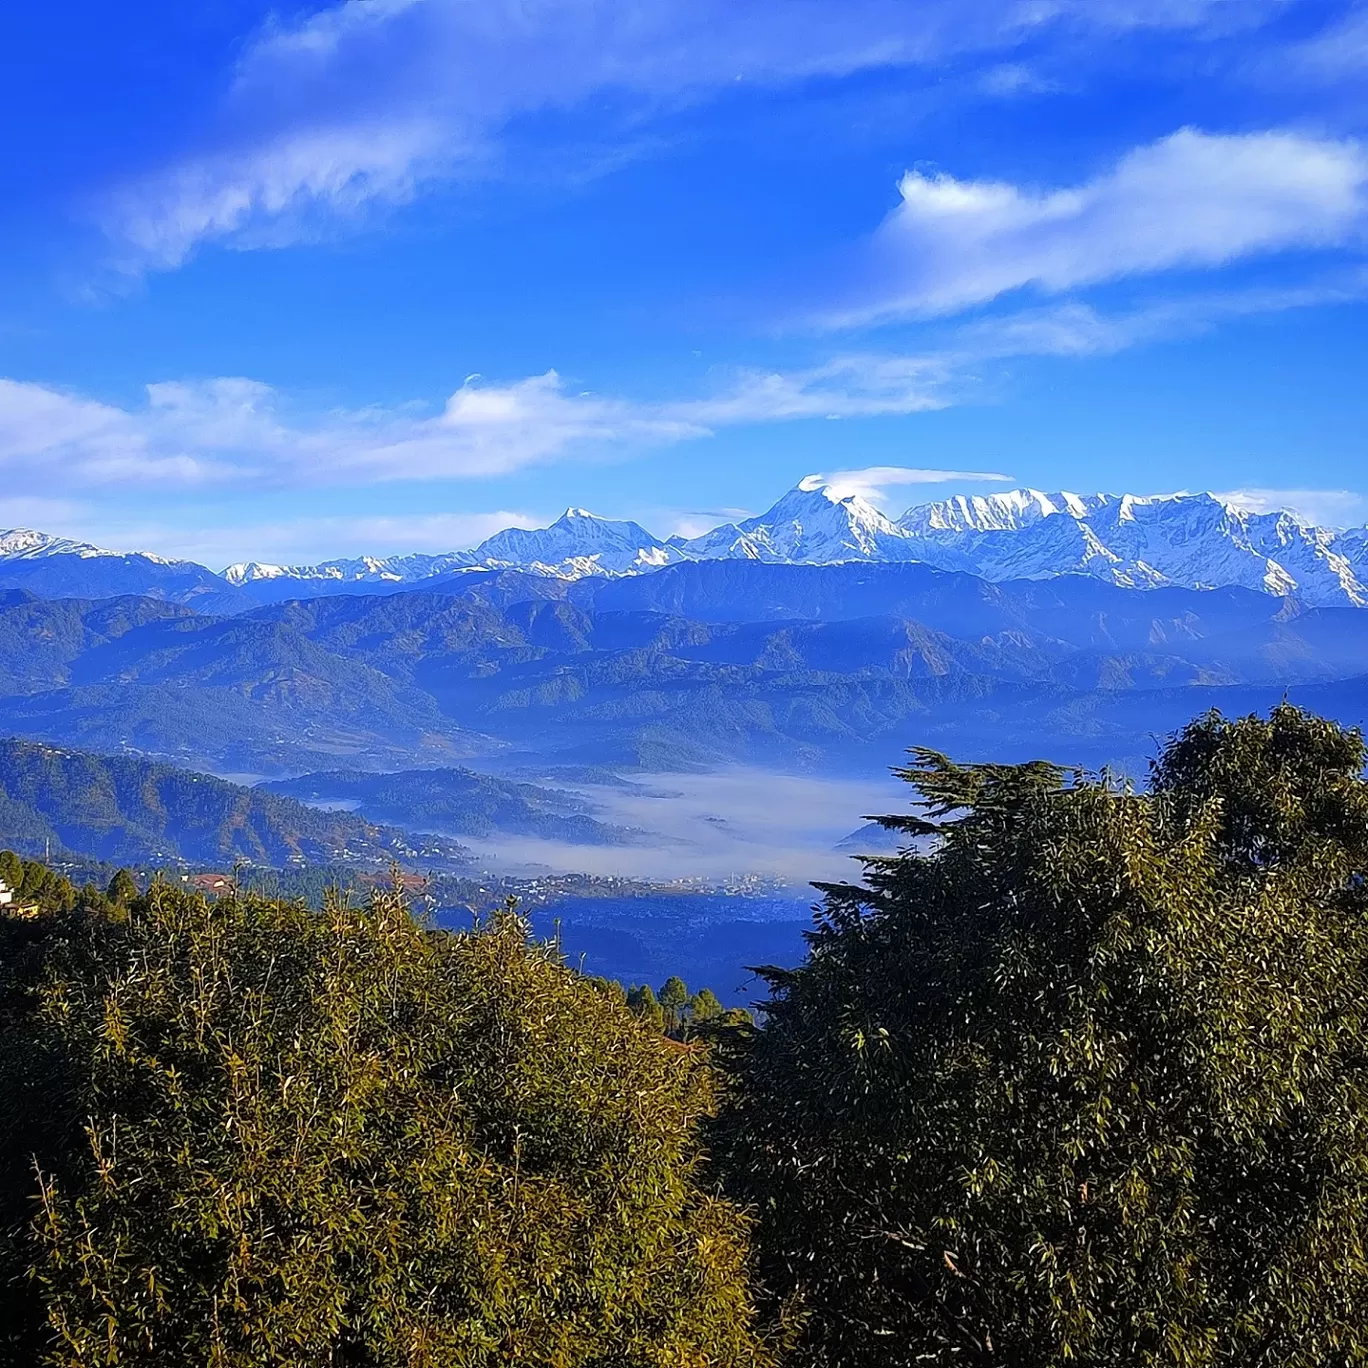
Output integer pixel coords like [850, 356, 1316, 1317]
[4, 884, 773, 1367]
[1151, 702, 1368, 870]
[105, 869, 137, 907]
[717, 704, 1368, 1366]
[626, 977, 737, 1041]
[0, 848, 91, 913]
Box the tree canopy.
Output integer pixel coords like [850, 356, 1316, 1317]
[2, 885, 774, 1367]
[718, 704, 1368, 1366]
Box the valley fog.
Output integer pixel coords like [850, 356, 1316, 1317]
[468, 766, 909, 883]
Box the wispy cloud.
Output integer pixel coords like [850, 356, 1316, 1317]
[1281, 8, 1368, 80]
[825, 128, 1368, 324]
[100, 0, 1294, 272]
[0, 372, 703, 492]
[0, 359, 967, 497]
[1214, 487, 1368, 528]
[805, 464, 1013, 508]
[5, 269, 1361, 506]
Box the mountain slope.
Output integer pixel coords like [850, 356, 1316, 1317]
[0, 530, 242, 610]
[248, 571, 1368, 772]
[260, 767, 637, 844]
[0, 592, 492, 774]
[674, 479, 916, 564]
[4, 563, 1367, 780]
[0, 738, 471, 867]
[897, 490, 1367, 605]
[475, 508, 684, 575]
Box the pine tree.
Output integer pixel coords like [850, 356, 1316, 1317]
[627, 983, 665, 1032]
[105, 869, 138, 908]
[719, 705, 1368, 1366]
[659, 975, 690, 1033]
[689, 988, 723, 1025]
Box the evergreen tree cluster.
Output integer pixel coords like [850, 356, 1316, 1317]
[623, 977, 744, 1039]
[1, 704, 1367, 1365]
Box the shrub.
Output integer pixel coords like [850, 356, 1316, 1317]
[8, 886, 773, 1367]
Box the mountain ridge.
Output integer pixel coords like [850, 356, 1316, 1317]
[5, 481, 1368, 607]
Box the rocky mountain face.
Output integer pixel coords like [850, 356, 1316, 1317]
[894, 491, 1367, 606]
[0, 531, 239, 609]
[5, 482, 1368, 607]
[475, 507, 684, 575]
[671, 479, 917, 564]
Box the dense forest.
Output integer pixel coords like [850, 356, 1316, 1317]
[2, 704, 1367, 1365]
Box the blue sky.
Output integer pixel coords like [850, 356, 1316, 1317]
[2, 0, 1367, 567]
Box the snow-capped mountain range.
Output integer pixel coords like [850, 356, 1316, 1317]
[5, 480, 1368, 607]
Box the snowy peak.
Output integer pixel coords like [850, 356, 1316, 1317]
[896, 489, 1368, 606]
[5, 484, 1368, 608]
[0, 527, 167, 563]
[223, 551, 475, 587]
[900, 489, 1068, 534]
[677, 478, 915, 565]
[0, 528, 230, 604]
[474, 508, 684, 576]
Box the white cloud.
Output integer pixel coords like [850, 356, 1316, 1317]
[1283, 9, 1368, 79]
[1214, 487, 1368, 529]
[5, 270, 1361, 505]
[0, 372, 703, 493]
[110, 122, 449, 271]
[0, 355, 975, 498]
[100, 0, 1292, 271]
[805, 464, 1013, 506]
[829, 128, 1368, 323]
[670, 354, 955, 425]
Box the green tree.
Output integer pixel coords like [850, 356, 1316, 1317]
[0, 890, 119, 1362]
[718, 706, 1368, 1367]
[1151, 701, 1368, 870]
[689, 988, 723, 1025]
[105, 868, 138, 908]
[627, 982, 665, 1033]
[5, 856, 78, 913]
[12, 887, 774, 1367]
[659, 975, 690, 1033]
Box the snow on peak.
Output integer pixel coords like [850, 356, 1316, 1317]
[474, 509, 685, 576]
[0, 528, 188, 566]
[6, 482, 1368, 607]
[677, 479, 915, 565]
[895, 489, 1367, 605]
[0, 528, 117, 560]
[223, 562, 289, 585]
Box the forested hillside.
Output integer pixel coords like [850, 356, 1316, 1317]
[0, 738, 470, 867]
[261, 765, 638, 843]
[0, 567, 1366, 777]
